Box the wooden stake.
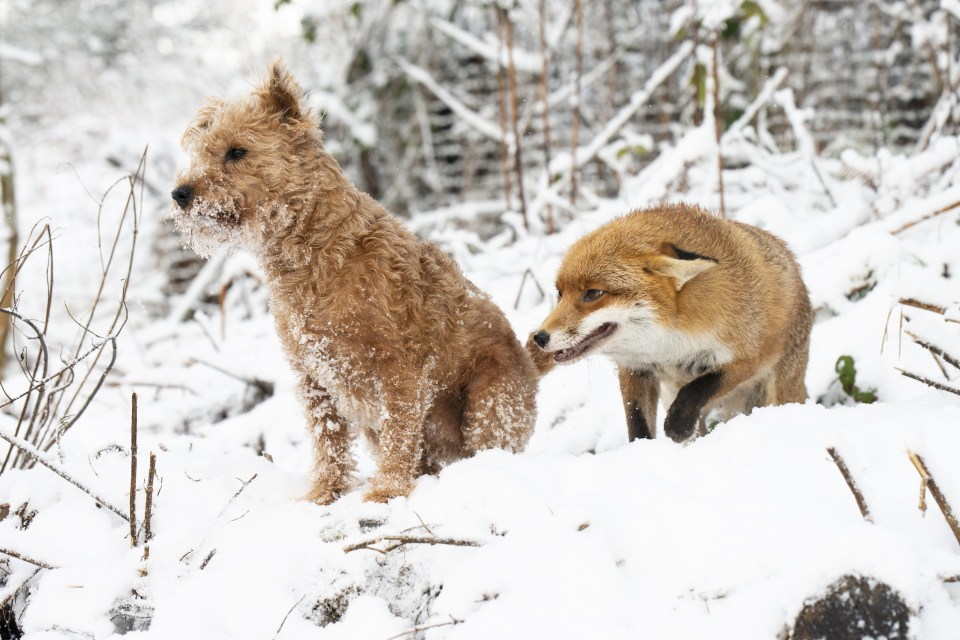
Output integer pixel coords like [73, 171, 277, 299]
[503, 7, 528, 228]
[538, 0, 554, 234]
[142, 452, 157, 564]
[907, 450, 960, 547]
[570, 0, 584, 207]
[129, 392, 138, 547]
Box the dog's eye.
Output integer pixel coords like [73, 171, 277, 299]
[225, 148, 247, 161]
[582, 289, 605, 303]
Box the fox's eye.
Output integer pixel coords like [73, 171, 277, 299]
[557, 290, 563, 300]
[582, 289, 605, 302]
[225, 148, 247, 161]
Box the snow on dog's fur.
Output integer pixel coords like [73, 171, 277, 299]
[171, 60, 537, 504]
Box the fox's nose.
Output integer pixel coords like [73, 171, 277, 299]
[533, 330, 550, 349]
[171, 184, 194, 209]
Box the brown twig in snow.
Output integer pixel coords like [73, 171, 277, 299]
[142, 452, 157, 566]
[898, 298, 947, 315]
[217, 473, 258, 519]
[827, 447, 873, 523]
[904, 330, 960, 370]
[0, 547, 58, 570]
[891, 200, 960, 235]
[130, 392, 138, 547]
[343, 534, 481, 554]
[274, 594, 306, 638]
[385, 615, 463, 640]
[0, 424, 128, 521]
[896, 368, 960, 397]
[907, 450, 960, 547]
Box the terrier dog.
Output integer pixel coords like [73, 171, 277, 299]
[170, 60, 537, 504]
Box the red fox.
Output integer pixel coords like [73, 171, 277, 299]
[529, 203, 813, 442]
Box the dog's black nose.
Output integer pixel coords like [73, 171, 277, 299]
[533, 331, 550, 349]
[171, 184, 193, 209]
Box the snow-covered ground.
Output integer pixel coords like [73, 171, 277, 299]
[3, 4, 960, 638]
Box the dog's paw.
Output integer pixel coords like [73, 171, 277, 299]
[363, 476, 413, 503]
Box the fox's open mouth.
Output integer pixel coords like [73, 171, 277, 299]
[554, 322, 617, 363]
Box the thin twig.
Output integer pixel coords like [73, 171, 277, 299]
[142, 452, 157, 565]
[217, 474, 258, 519]
[385, 616, 463, 640]
[891, 200, 960, 235]
[898, 298, 947, 315]
[896, 368, 960, 396]
[0, 547, 58, 570]
[907, 450, 960, 547]
[0, 424, 128, 521]
[827, 447, 873, 523]
[538, 0, 554, 234]
[493, 6, 513, 213]
[905, 330, 960, 370]
[130, 392, 138, 547]
[274, 594, 306, 638]
[343, 534, 481, 554]
[513, 268, 546, 310]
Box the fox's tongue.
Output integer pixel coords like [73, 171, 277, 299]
[554, 322, 616, 363]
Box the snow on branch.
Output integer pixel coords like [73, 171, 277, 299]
[393, 57, 503, 142]
[555, 40, 694, 175]
[430, 17, 541, 74]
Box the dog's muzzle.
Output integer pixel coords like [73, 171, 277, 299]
[171, 184, 194, 209]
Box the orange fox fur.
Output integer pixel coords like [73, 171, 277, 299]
[530, 204, 812, 442]
[171, 60, 537, 504]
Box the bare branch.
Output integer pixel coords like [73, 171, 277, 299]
[0, 547, 58, 570]
[0, 424, 128, 521]
[343, 534, 481, 554]
[827, 447, 873, 523]
[130, 392, 138, 547]
[907, 451, 960, 547]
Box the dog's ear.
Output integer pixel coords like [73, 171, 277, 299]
[259, 58, 306, 122]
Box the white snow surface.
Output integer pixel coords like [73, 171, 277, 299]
[3, 13, 960, 640]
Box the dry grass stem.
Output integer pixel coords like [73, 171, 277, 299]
[343, 534, 482, 554]
[513, 268, 546, 310]
[907, 450, 960, 547]
[827, 447, 873, 522]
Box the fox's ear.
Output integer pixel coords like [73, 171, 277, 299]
[648, 254, 716, 291]
[258, 58, 305, 121]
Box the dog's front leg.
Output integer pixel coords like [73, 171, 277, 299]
[302, 383, 355, 505]
[364, 381, 427, 503]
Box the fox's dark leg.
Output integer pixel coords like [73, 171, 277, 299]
[618, 367, 659, 441]
[664, 371, 724, 442]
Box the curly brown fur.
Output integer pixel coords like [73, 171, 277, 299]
[171, 60, 537, 504]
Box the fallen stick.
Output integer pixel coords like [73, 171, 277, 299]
[0, 547, 58, 570]
[827, 447, 873, 523]
[343, 534, 481, 554]
[896, 369, 960, 397]
[891, 200, 960, 235]
[907, 450, 960, 547]
[0, 426, 128, 522]
[905, 330, 960, 370]
[385, 616, 463, 640]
